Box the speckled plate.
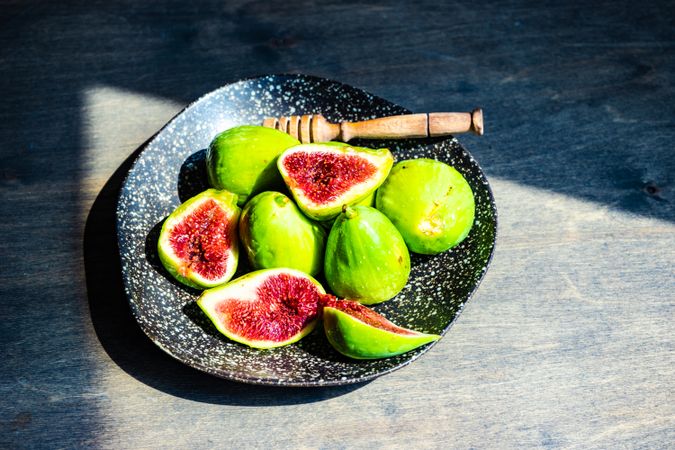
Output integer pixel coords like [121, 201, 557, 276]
[116, 74, 497, 387]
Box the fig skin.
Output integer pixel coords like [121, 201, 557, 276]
[239, 191, 327, 276]
[316, 190, 375, 232]
[206, 125, 300, 206]
[157, 189, 240, 289]
[323, 305, 440, 359]
[355, 190, 375, 207]
[324, 205, 410, 304]
[277, 143, 393, 221]
[376, 158, 475, 255]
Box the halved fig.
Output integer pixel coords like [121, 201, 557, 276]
[157, 189, 240, 289]
[322, 297, 440, 359]
[277, 143, 393, 221]
[197, 268, 325, 349]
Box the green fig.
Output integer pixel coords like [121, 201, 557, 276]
[157, 189, 240, 289]
[355, 190, 375, 207]
[315, 190, 376, 234]
[376, 158, 475, 254]
[322, 297, 440, 359]
[324, 205, 410, 304]
[277, 143, 393, 221]
[206, 125, 300, 206]
[239, 191, 327, 276]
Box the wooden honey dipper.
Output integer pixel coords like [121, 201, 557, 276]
[262, 109, 483, 143]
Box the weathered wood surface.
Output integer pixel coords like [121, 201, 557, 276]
[0, 1, 673, 448]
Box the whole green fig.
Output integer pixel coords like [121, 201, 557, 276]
[324, 205, 410, 304]
[355, 190, 375, 207]
[376, 158, 475, 254]
[239, 191, 327, 276]
[206, 125, 300, 206]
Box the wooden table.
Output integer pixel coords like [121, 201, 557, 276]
[1, 1, 673, 448]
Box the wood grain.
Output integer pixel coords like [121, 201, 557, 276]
[0, 1, 673, 449]
[341, 113, 429, 140]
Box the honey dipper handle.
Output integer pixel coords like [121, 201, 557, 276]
[339, 109, 483, 141]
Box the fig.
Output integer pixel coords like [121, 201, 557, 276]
[206, 125, 300, 206]
[197, 268, 325, 349]
[239, 191, 327, 276]
[376, 158, 475, 254]
[324, 205, 410, 304]
[355, 190, 375, 207]
[316, 190, 376, 234]
[157, 189, 240, 289]
[322, 297, 440, 359]
[277, 143, 393, 221]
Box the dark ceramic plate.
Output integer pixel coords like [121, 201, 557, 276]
[116, 74, 497, 387]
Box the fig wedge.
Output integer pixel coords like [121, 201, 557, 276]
[322, 298, 440, 359]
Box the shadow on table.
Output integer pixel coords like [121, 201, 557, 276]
[83, 142, 366, 406]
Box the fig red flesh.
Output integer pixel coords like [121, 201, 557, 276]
[168, 199, 232, 281]
[282, 151, 377, 203]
